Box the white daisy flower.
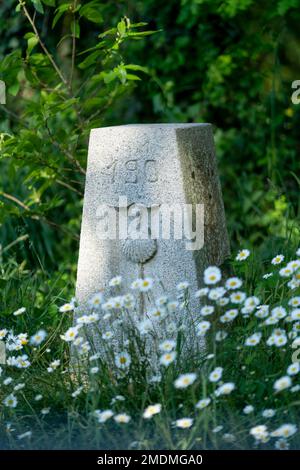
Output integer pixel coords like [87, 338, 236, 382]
[279, 267, 293, 278]
[250, 425, 268, 442]
[196, 320, 211, 335]
[174, 373, 197, 389]
[289, 297, 300, 307]
[143, 403, 161, 419]
[49, 359, 60, 370]
[262, 409, 276, 418]
[230, 291, 246, 304]
[159, 339, 176, 352]
[273, 335, 287, 347]
[204, 266, 222, 285]
[115, 352, 131, 369]
[200, 305, 214, 316]
[30, 330, 47, 346]
[148, 374, 162, 383]
[167, 300, 179, 311]
[59, 302, 74, 313]
[88, 292, 104, 308]
[139, 278, 154, 292]
[109, 276, 122, 287]
[215, 382, 235, 396]
[215, 330, 228, 342]
[220, 309, 238, 323]
[208, 287, 226, 300]
[159, 351, 177, 366]
[225, 277, 243, 290]
[288, 278, 300, 289]
[155, 296, 168, 307]
[245, 332, 262, 346]
[14, 383, 25, 391]
[273, 375, 292, 392]
[98, 410, 114, 423]
[149, 307, 166, 321]
[176, 281, 190, 291]
[3, 394, 18, 408]
[123, 293, 135, 308]
[13, 307, 26, 316]
[61, 326, 80, 343]
[175, 418, 193, 429]
[217, 297, 229, 306]
[114, 413, 131, 424]
[110, 296, 124, 309]
[287, 362, 300, 376]
[3, 377, 13, 385]
[271, 424, 297, 438]
[265, 316, 279, 326]
[291, 309, 300, 321]
[271, 306, 287, 319]
[236, 249, 250, 261]
[196, 398, 211, 409]
[209, 367, 223, 382]
[243, 405, 254, 414]
[138, 319, 153, 335]
[271, 255, 284, 265]
[195, 288, 209, 298]
[244, 296, 260, 311]
[0, 329, 8, 339]
[275, 438, 289, 450]
[255, 305, 269, 318]
[102, 331, 114, 340]
[287, 259, 300, 272]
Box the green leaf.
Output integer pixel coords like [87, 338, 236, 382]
[78, 50, 101, 69]
[25, 33, 39, 55]
[124, 64, 149, 74]
[127, 30, 159, 37]
[30, 0, 44, 14]
[80, 1, 103, 24]
[125, 74, 141, 81]
[52, 3, 71, 28]
[8, 82, 20, 96]
[42, 0, 56, 7]
[42, 0, 56, 6]
[71, 20, 80, 39]
[277, 0, 298, 15]
[117, 20, 126, 37]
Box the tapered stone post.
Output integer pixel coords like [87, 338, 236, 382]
[76, 123, 229, 310]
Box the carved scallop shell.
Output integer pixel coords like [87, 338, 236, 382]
[121, 238, 157, 264]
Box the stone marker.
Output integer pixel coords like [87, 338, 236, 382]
[76, 123, 229, 315]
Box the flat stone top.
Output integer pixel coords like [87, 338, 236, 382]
[91, 123, 211, 132]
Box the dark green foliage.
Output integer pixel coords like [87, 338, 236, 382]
[0, 0, 299, 286]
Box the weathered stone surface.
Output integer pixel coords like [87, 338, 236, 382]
[76, 124, 230, 309]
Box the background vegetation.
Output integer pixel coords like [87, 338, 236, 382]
[0, 0, 299, 450]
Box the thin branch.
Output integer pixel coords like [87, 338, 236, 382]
[69, 0, 77, 89]
[0, 191, 30, 210]
[57, 178, 83, 196]
[19, 1, 68, 87]
[0, 192, 79, 241]
[45, 120, 86, 175]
